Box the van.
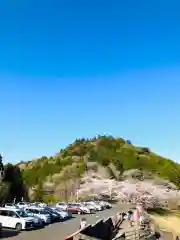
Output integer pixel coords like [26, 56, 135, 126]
[0, 207, 34, 231]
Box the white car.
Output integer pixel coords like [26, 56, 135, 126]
[77, 203, 96, 214]
[4, 203, 18, 209]
[24, 207, 51, 224]
[56, 202, 68, 211]
[84, 201, 102, 211]
[16, 202, 30, 209]
[96, 201, 112, 209]
[33, 202, 47, 208]
[83, 202, 97, 212]
[0, 207, 34, 231]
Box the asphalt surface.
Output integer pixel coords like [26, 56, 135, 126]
[2, 204, 132, 240]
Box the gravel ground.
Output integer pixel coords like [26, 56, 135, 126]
[2, 203, 132, 240]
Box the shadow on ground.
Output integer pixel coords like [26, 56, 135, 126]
[96, 195, 119, 204]
[2, 229, 19, 238]
[147, 208, 170, 216]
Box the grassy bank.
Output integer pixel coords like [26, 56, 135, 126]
[148, 208, 180, 235]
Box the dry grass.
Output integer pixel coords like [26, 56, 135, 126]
[150, 210, 180, 235]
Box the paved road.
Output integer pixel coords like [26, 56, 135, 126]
[2, 204, 132, 240]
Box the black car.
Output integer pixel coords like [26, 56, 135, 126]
[44, 208, 61, 222]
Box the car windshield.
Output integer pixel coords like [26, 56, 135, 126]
[55, 208, 62, 212]
[19, 202, 28, 205]
[17, 211, 29, 218]
[39, 209, 47, 214]
[45, 208, 53, 212]
[44, 209, 50, 214]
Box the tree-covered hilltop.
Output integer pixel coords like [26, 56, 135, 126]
[20, 135, 180, 191]
[1, 135, 179, 203]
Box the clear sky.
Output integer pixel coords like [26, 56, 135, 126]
[0, 0, 180, 163]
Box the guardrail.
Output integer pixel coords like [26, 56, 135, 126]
[64, 212, 124, 240]
[64, 225, 91, 240]
[112, 229, 153, 240]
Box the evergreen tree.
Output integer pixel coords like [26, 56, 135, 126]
[34, 182, 44, 202]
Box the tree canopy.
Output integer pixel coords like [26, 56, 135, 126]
[19, 135, 180, 189]
[1, 135, 180, 202]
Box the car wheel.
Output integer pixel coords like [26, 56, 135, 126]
[15, 223, 22, 232]
[78, 211, 81, 215]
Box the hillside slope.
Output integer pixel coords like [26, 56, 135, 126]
[17, 135, 180, 202]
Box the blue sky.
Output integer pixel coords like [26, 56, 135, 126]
[0, 0, 180, 163]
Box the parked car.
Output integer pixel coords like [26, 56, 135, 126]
[52, 208, 72, 220]
[16, 202, 30, 209]
[83, 202, 97, 212]
[18, 210, 43, 228]
[30, 215, 44, 228]
[24, 207, 51, 224]
[56, 202, 68, 211]
[33, 202, 47, 208]
[75, 203, 94, 214]
[83, 201, 102, 211]
[0, 207, 34, 231]
[66, 204, 82, 214]
[66, 203, 87, 214]
[96, 201, 112, 209]
[44, 207, 61, 222]
[4, 203, 18, 209]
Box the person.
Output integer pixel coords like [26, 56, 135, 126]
[127, 210, 133, 227]
[132, 206, 140, 227]
[80, 218, 87, 229]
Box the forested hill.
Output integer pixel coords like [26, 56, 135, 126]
[19, 135, 180, 189]
[1, 135, 180, 204]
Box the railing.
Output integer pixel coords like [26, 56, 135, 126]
[64, 225, 91, 240]
[113, 229, 153, 240]
[112, 224, 153, 240]
[64, 212, 124, 240]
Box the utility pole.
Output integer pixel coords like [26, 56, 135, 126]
[76, 188, 79, 202]
[109, 182, 112, 200]
[109, 187, 112, 200]
[13, 197, 16, 204]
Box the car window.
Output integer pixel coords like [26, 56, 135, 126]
[8, 211, 19, 218]
[27, 209, 34, 213]
[17, 211, 28, 218]
[0, 210, 9, 216]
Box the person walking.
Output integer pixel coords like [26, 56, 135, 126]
[127, 210, 133, 227]
[80, 218, 87, 229]
[132, 206, 140, 227]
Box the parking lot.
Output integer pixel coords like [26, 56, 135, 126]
[1, 203, 131, 240]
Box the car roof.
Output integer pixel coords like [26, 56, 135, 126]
[0, 207, 20, 211]
[17, 202, 29, 204]
[25, 206, 44, 210]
